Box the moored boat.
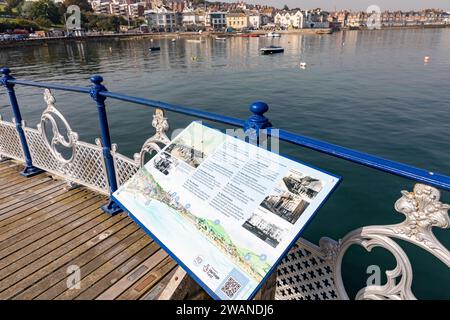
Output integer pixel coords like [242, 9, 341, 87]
[149, 46, 160, 51]
[260, 45, 284, 54]
[215, 37, 226, 41]
[315, 28, 333, 34]
[266, 32, 281, 37]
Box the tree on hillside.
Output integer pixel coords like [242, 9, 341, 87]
[28, 0, 61, 24]
[283, 4, 289, 11]
[4, 0, 24, 13]
[20, 1, 34, 19]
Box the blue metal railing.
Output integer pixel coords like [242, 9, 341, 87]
[2, 67, 450, 215]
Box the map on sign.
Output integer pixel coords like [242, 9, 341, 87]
[113, 122, 340, 300]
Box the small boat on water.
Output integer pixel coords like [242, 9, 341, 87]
[149, 46, 160, 51]
[316, 29, 333, 34]
[266, 32, 281, 37]
[299, 62, 307, 69]
[215, 37, 226, 41]
[187, 39, 202, 43]
[260, 45, 284, 55]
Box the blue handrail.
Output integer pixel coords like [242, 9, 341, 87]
[1, 69, 450, 215]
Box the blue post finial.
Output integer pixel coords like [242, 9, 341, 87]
[90, 74, 103, 84]
[89, 74, 121, 215]
[0, 67, 13, 88]
[244, 101, 272, 133]
[1, 67, 11, 76]
[90, 75, 107, 103]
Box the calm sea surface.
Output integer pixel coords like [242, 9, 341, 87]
[1, 28, 449, 298]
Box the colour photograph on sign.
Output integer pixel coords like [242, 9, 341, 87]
[113, 122, 340, 300]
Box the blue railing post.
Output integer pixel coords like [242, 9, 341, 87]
[244, 101, 272, 140]
[89, 75, 122, 215]
[0, 68, 43, 177]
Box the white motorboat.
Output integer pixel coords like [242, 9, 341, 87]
[215, 37, 226, 41]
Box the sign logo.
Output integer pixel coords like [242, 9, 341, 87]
[193, 255, 204, 266]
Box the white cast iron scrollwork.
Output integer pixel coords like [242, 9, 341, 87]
[111, 108, 171, 187]
[333, 183, 450, 300]
[133, 108, 170, 167]
[38, 89, 79, 164]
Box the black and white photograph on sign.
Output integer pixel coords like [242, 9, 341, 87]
[153, 152, 178, 176]
[165, 141, 206, 169]
[283, 173, 323, 201]
[242, 212, 288, 248]
[260, 191, 309, 224]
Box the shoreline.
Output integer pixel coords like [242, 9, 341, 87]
[1, 24, 449, 49]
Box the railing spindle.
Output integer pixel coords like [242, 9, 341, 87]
[89, 75, 122, 215]
[0, 68, 43, 177]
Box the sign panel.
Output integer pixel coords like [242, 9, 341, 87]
[113, 122, 340, 300]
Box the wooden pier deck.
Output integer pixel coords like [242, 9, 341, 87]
[0, 160, 182, 300]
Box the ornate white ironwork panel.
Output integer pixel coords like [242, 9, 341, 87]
[276, 183, 450, 300]
[112, 108, 170, 186]
[0, 116, 24, 161]
[24, 127, 109, 194]
[275, 238, 338, 300]
[112, 146, 139, 187]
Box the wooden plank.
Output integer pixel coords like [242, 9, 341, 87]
[68, 239, 159, 300]
[0, 161, 185, 300]
[0, 184, 81, 225]
[0, 213, 131, 299]
[0, 174, 47, 194]
[0, 207, 113, 280]
[0, 189, 94, 241]
[0, 165, 24, 178]
[0, 179, 65, 213]
[0, 162, 21, 173]
[0, 188, 92, 230]
[0, 175, 50, 199]
[0, 198, 105, 263]
[253, 271, 276, 300]
[156, 266, 190, 300]
[141, 267, 178, 300]
[0, 169, 26, 182]
[96, 248, 168, 300]
[0, 205, 103, 261]
[13, 223, 142, 300]
[0, 195, 104, 252]
[117, 257, 177, 300]
[27, 228, 147, 300]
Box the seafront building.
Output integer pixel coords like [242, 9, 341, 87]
[226, 10, 249, 30]
[145, 6, 181, 32]
[84, 0, 450, 32]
